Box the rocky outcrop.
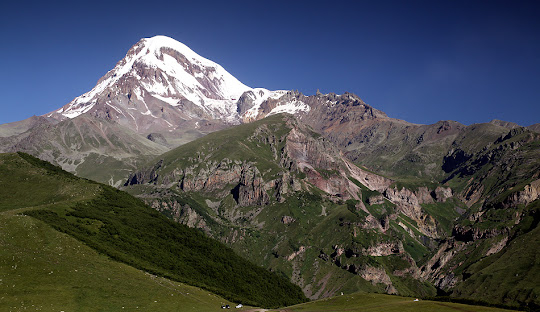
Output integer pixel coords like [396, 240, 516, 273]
[182, 161, 270, 206]
[383, 187, 423, 219]
[433, 186, 453, 202]
[415, 187, 434, 204]
[452, 225, 507, 242]
[149, 199, 212, 235]
[485, 236, 508, 256]
[287, 246, 306, 261]
[274, 172, 303, 202]
[146, 133, 168, 145]
[358, 266, 397, 294]
[125, 159, 163, 185]
[281, 215, 296, 224]
[360, 214, 389, 232]
[503, 179, 540, 208]
[364, 241, 403, 256]
[236, 90, 257, 115]
[420, 240, 463, 289]
[383, 187, 439, 238]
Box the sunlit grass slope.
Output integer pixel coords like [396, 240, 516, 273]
[278, 292, 516, 312]
[0, 210, 234, 311]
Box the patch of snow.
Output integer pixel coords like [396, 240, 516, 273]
[268, 99, 310, 116]
[106, 103, 126, 118]
[242, 89, 287, 119]
[152, 94, 180, 106]
[132, 87, 143, 100]
[60, 100, 96, 118]
[163, 119, 173, 128]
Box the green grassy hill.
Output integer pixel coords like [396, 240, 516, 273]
[0, 152, 306, 309]
[277, 292, 516, 312]
[1, 207, 235, 311]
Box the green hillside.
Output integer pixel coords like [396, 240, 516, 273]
[1, 207, 235, 311]
[452, 202, 539, 307]
[277, 292, 516, 312]
[0, 152, 306, 308]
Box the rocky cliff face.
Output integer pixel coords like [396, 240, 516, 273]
[124, 114, 461, 300]
[126, 115, 393, 205]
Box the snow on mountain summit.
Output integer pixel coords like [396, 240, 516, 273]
[136, 35, 252, 100]
[47, 35, 305, 133]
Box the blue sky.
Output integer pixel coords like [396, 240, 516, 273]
[1, 0, 539, 126]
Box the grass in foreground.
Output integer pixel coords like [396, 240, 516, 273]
[275, 292, 517, 312]
[273, 293, 520, 312]
[0, 211, 236, 311]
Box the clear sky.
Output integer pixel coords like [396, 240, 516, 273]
[1, 0, 539, 126]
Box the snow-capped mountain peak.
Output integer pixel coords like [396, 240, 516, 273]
[47, 35, 306, 133]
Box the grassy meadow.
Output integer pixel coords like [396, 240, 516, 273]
[0, 209, 235, 311]
[274, 292, 517, 312]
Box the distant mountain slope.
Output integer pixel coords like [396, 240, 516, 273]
[528, 123, 540, 133]
[0, 115, 168, 185]
[421, 127, 540, 309]
[124, 114, 472, 300]
[124, 114, 540, 309]
[488, 119, 521, 130]
[0, 115, 58, 137]
[0, 152, 306, 308]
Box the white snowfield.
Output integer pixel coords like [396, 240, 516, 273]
[51, 35, 308, 122]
